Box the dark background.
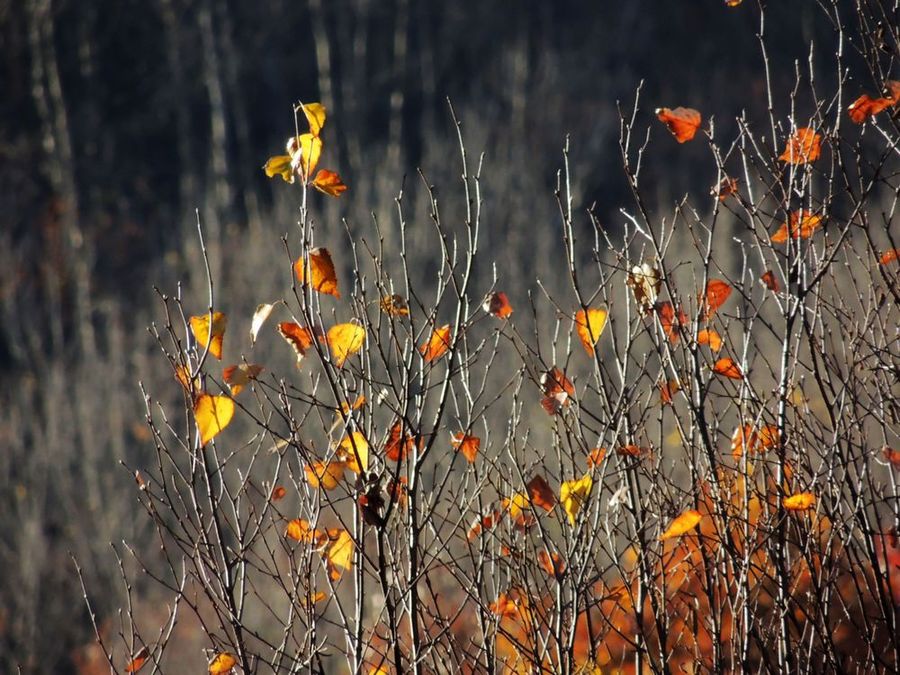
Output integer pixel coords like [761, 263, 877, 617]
[0, 1, 854, 670]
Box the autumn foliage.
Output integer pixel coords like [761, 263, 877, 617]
[77, 5, 900, 673]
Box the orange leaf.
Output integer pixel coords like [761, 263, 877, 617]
[222, 363, 263, 396]
[174, 364, 201, 397]
[294, 247, 340, 297]
[712, 357, 743, 380]
[540, 367, 575, 415]
[451, 432, 480, 463]
[659, 509, 703, 540]
[779, 127, 821, 164]
[309, 591, 327, 604]
[503, 492, 537, 530]
[656, 301, 687, 344]
[848, 93, 896, 124]
[761, 270, 780, 292]
[326, 323, 366, 367]
[710, 176, 739, 201]
[285, 518, 324, 544]
[194, 394, 234, 445]
[385, 421, 417, 462]
[575, 308, 608, 354]
[490, 590, 529, 620]
[655, 106, 702, 143]
[208, 653, 237, 675]
[659, 379, 680, 405]
[526, 475, 557, 512]
[731, 424, 780, 460]
[277, 322, 318, 365]
[883, 446, 900, 468]
[697, 329, 723, 352]
[618, 444, 643, 457]
[312, 169, 348, 197]
[304, 461, 346, 490]
[270, 486, 287, 501]
[725, 0, 743, 6]
[380, 294, 410, 316]
[880, 249, 900, 265]
[190, 312, 227, 360]
[387, 476, 408, 507]
[125, 647, 150, 673]
[538, 550, 566, 578]
[560, 474, 593, 526]
[420, 324, 452, 363]
[586, 446, 607, 467]
[783, 492, 816, 510]
[483, 291, 513, 318]
[467, 509, 501, 541]
[337, 431, 369, 473]
[701, 279, 732, 319]
[771, 210, 822, 244]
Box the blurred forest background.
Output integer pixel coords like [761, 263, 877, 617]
[0, 0, 866, 670]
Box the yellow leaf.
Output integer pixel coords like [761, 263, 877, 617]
[312, 169, 348, 197]
[264, 154, 294, 182]
[298, 101, 327, 136]
[783, 492, 816, 510]
[288, 133, 322, 179]
[326, 529, 354, 578]
[208, 653, 237, 675]
[659, 509, 703, 540]
[194, 394, 235, 446]
[304, 461, 346, 490]
[326, 323, 366, 367]
[575, 308, 608, 354]
[294, 247, 340, 297]
[190, 312, 228, 360]
[338, 431, 369, 473]
[560, 474, 593, 526]
[309, 591, 326, 604]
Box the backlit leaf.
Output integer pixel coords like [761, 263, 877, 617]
[285, 518, 324, 544]
[880, 249, 900, 265]
[783, 492, 816, 510]
[712, 357, 743, 380]
[779, 127, 821, 164]
[312, 169, 348, 197]
[125, 647, 149, 673]
[174, 364, 200, 397]
[503, 492, 537, 530]
[420, 324, 452, 363]
[385, 421, 417, 462]
[540, 367, 575, 415]
[655, 106, 702, 143]
[526, 474, 557, 512]
[484, 291, 513, 318]
[298, 101, 327, 136]
[586, 447, 607, 467]
[190, 312, 227, 360]
[380, 294, 410, 316]
[294, 247, 340, 297]
[627, 260, 661, 313]
[761, 270, 780, 292]
[208, 653, 237, 675]
[451, 432, 480, 463]
[771, 210, 822, 244]
[326, 529, 354, 579]
[575, 308, 608, 354]
[271, 486, 287, 501]
[697, 329, 723, 352]
[264, 154, 294, 182]
[538, 550, 566, 578]
[222, 363, 263, 396]
[560, 474, 593, 526]
[701, 279, 732, 319]
[711, 176, 739, 201]
[287, 133, 322, 179]
[848, 93, 896, 124]
[659, 379, 680, 405]
[194, 394, 234, 445]
[327, 323, 365, 367]
[250, 302, 276, 344]
[338, 431, 369, 473]
[659, 509, 703, 540]
[656, 301, 687, 344]
[304, 461, 346, 490]
[278, 322, 318, 365]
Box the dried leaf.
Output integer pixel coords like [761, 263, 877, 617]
[451, 432, 480, 463]
[710, 176, 739, 201]
[194, 394, 235, 445]
[697, 329, 723, 352]
[538, 550, 566, 578]
[250, 303, 276, 344]
[420, 325, 452, 363]
[761, 270, 780, 292]
[174, 364, 200, 397]
[222, 363, 263, 396]
[627, 261, 662, 313]
[575, 308, 608, 354]
[659, 379, 680, 405]
[848, 93, 896, 124]
[271, 486, 287, 501]
[540, 367, 575, 415]
[278, 322, 318, 365]
[295, 247, 340, 297]
[659, 509, 703, 540]
[526, 475, 557, 512]
[125, 647, 150, 673]
[287, 133, 323, 179]
[771, 210, 822, 244]
[380, 294, 410, 316]
[483, 291, 513, 318]
[701, 279, 732, 319]
[586, 447, 607, 467]
[779, 127, 821, 164]
[190, 312, 227, 360]
[208, 653, 237, 675]
[312, 169, 348, 197]
[880, 249, 900, 265]
[385, 421, 417, 462]
[883, 446, 900, 468]
[327, 323, 366, 367]
[712, 357, 743, 380]
[656, 106, 702, 143]
[560, 474, 593, 526]
[783, 492, 816, 510]
[656, 301, 687, 344]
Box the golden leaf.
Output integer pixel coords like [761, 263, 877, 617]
[194, 394, 235, 446]
[222, 363, 263, 396]
[697, 329, 723, 352]
[659, 509, 702, 540]
[380, 294, 410, 316]
[338, 431, 369, 474]
[294, 247, 340, 297]
[326, 322, 366, 367]
[575, 308, 608, 354]
[304, 461, 346, 491]
[783, 492, 816, 510]
[190, 311, 228, 360]
[560, 474, 593, 526]
[420, 324, 452, 363]
[264, 154, 295, 182]
[208, 653, 237, 675]
[298, 101, 327, 136]
[712, 357, 743, 380]
[326, 529, 354, 579]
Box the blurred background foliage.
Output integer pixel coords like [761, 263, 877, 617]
[0, 0, 862, 670]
